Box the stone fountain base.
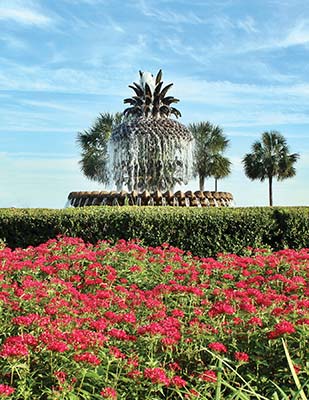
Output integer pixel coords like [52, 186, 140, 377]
[66, 190, 234, 207]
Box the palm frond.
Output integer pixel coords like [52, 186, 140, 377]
[189, 120, 231, 183]
[77, 112, 122, 185]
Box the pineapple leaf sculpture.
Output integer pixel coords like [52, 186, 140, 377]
[123, 70, 181, 119]
[111, 70, 193, 192]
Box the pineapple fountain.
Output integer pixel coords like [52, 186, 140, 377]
[67, 70, 233, 207]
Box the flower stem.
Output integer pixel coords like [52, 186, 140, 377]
[215, 358, 223, 400]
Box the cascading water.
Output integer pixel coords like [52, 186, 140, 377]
[110, 117, 193, 192]
[110, 70, 193, 192]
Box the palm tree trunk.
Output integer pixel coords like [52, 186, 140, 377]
[215, 178, 218, 192]
[268, 176, 273, 206]
[199, 175, 205, 192]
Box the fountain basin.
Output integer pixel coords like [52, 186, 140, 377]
[66, 190, 234, 207]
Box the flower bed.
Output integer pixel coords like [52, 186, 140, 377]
[0, 237, 308, 399]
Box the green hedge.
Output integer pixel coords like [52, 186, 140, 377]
[0, 206, 308, 256]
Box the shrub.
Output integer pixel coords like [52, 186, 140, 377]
[0, 207, 308, 256]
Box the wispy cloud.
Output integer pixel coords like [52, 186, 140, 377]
[237, 16, 258, 33]
[21, 100, 85, 113]
[173, 75, 309, 127]
[175, 75, 309, 104]
[137, 0, 205, 24]
[186, 108, 309, 129]
[282, 20, 309, 47]
[0, 127, 80, 133]
[0, 59, 125, 95]
[164, 38, 206, 64]
[62, 0, 107, 4]
[0, 34, 28, 50]
[107, 16, 125, 33]
[237, 19, 309, 53]
[0, 1, 52, 26]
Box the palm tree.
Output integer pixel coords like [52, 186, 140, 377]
[242, 131, 299, 206]
[77, 112, 123, 186]
[212, 155, 232, 191]
[188, 121, 231, 191]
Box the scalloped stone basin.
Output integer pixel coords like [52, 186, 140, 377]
[66, 190, 234, 207]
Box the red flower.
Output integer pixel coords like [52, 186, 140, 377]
[234, 351, 249, 362]
[74, 352, 101, 365]
[171, 309, 185, 318]
[144, 367, 170, 386]
[222, 273, 234, 280]
[169, 362, 181, 371]
[47, 341, 68, 353]
[208, 342, 227, 353]
[268, 320, 296, 339]
[109, 346, 126, 359]
[127, 369, 142, 379]
[0, 336, 29, 358]
[129, 265, 142, 272]
[54, 371, 67, 384]
[199, 370, 217, 382]
[100, 387, 117, 399]
[171, 375, 187, 387]
[0, 384, 15, 396]
[208, 301, 235, 317]
[248, 317, 263, 326]
[185, 388, 200, 398]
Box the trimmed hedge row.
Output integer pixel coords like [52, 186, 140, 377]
[0, 206, 309, 256]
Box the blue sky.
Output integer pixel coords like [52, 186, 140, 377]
[0, 0, 308, 208]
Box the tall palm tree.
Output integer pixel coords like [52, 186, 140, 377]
[188, 121, 231, 191]
[212, 155, 232, 191]
[77, 112, 123, 186]
[242, 131, 299, 206]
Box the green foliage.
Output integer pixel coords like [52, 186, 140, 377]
[188, 121, 231, 191]
[242, 131, 299, 206]
[1, 206, 309, 254]
[76, 112, 123, 185]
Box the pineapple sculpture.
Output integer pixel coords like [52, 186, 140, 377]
[111, 70, 193, 192]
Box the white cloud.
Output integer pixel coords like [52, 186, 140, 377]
[0, 1, 51, 26]
[21, 100, 84, 113]
[184, 109, 309, 129]
[137, 0, 205, 24]
[62, 0, 107, 4]
[237, 16, 258, 33]
[174, 76, 309, 105]
[238, 19, 309, 53]
[107, 17, 125, 33]
[164, 38, 206, 64]
[0, 34, 28, 50]
[0, 60, 124, 95]
[282, 20, 309, 47]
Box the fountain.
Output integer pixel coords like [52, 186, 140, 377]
[67, 70, 233, 207]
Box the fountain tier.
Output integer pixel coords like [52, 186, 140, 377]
[66, 190, 234, 207]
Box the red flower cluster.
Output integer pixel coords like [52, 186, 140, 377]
[100, 387, 117, 399]
[199, 370, 217, 383]
[234, 352, 249, 362]
[208, 342, 227, 353]
[0, 237, 307, 398]
[268, 320, 296, 339]
[0, 384, 15, 396]
[144, 367, 170, 386]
